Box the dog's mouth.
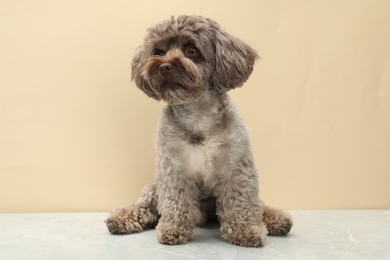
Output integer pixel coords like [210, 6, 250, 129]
[157, 81, 203, 105]
[142, 57, 205, 104]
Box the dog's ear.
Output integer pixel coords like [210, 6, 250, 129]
[131, 46, 161, 100]
[210, 22, 258, 92]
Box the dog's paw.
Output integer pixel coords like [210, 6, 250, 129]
[263, 206, 293, 236]
[220, 222, 268, 247]
[105, 207, 146, 234]
[156, 222, 195, 245]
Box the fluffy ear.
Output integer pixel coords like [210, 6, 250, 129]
[211, 24, 258, 92]
[131, 46, 161, 100]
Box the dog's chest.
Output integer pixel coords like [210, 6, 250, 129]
[184, 138, 219, 179]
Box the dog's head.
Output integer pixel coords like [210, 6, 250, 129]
[131, 16, 258, 105]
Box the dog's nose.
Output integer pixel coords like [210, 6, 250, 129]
[159, 63, 172, 74]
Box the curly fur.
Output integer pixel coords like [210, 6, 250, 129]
[106, 15, 292, 247]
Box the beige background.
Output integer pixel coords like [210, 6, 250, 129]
[1, 0, 389, 213]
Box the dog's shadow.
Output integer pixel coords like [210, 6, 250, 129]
[192, 222, 224, 244]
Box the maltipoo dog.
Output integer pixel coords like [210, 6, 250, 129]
[106, 15, 292, 247]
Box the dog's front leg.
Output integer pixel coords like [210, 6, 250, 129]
[155, 149, 202, 245]
[213, 160, 268, 247]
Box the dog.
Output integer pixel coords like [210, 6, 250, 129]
[106, 15, 292, 247]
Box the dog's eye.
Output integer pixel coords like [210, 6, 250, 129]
[185, 45, 200, 58]
[152, 49, 166, 56]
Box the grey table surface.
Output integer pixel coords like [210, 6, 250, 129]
[0, 210, 389, 260]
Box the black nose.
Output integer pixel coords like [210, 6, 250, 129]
[159, 63, 172, 74]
